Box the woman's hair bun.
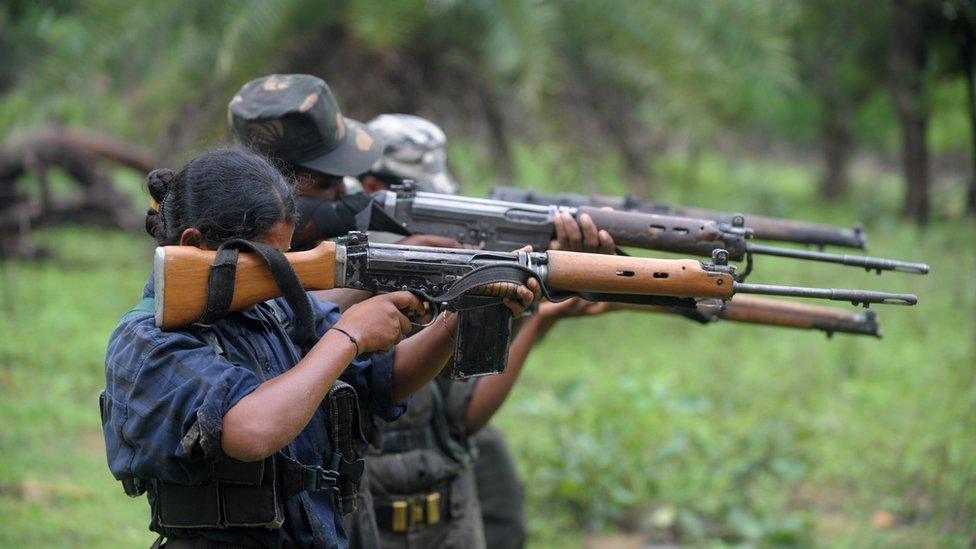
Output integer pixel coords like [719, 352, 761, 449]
[145, 168, 175, 239]
[147, 168, 175, 203]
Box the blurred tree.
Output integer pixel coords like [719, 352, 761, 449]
[888, 0, 934, 226]
[0, 0, 798, 191]
[942, 0, 976, 216]
[794, 1, 889, 200]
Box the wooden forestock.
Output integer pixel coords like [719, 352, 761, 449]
[544, 250, 733, 298]
[718, 295, 858, 328]
[156, 241, 338, 329]
[607, 295, 862, 330]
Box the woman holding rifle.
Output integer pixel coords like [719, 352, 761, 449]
[100, 147, 537, 547]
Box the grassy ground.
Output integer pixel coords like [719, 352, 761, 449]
[0, 149, 973, 546]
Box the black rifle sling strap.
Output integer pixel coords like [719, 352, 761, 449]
[427, 263, 536, 308]
[195, 239, 317, 340]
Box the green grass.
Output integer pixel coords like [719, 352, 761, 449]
[0, 150, 973, 546]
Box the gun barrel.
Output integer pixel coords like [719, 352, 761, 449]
[733, 282, 917, 306]
[673, 206, 868, 250]
[489, 186, 870, 250]
[746, 244, 929, 274]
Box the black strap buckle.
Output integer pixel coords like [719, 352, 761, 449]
[303, 465, 339, 493]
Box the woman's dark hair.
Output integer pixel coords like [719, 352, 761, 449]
[145, 148, 298, 246]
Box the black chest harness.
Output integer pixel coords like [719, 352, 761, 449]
[101, 297, 367, 531]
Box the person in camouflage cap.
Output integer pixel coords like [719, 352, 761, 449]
[358, 114, 460, 195]
[229, 73, 383, 201]
[350, 113, 528, 548]
[343, 114, 614, 549]
[230, 76, 463, 253]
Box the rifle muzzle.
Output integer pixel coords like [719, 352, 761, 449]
[746, 244, 930, 275]
[733, 282, 917, 306]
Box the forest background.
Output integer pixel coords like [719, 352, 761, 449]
[0, 0, 973, 546]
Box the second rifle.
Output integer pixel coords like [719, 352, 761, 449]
[606, 295, 881, 338]
[365, 185, 929, 278]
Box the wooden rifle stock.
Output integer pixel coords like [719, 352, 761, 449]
[155, 241, 338, 329]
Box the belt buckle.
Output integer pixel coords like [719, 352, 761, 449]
[303, 465, 338, 493]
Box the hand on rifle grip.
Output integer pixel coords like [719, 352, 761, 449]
[331, 291, 423, 355]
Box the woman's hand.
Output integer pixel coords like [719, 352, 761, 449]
[503, 278, 540, 318]
[502, 246, 543, 318]
[332, 291, 425, 354]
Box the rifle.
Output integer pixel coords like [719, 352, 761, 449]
[489, 186, 868, 251]
[154, 232, 915, 378]
[606, 295, 881, 338]
[368, 185, 928, 279]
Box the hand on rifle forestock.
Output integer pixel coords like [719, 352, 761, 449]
[550, 211, 615, 253]
[331, 291, 425, 354]
[502, 246, 543, 318]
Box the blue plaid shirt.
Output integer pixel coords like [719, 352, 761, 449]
[102, 276, 405, 547]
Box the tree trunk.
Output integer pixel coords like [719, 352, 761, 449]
[820, 102, 853, 200]
[960, 18, 976, 217]
[887, 0, 930, 226]
[898, 113, 930, 225]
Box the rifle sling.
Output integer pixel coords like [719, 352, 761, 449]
[196, 239, 317, 340]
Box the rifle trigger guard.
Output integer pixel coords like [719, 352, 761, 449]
[407, 294, 440, 329]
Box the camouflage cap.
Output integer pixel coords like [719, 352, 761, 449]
[228, 74, 383, 176]
[365, 114, 459, 195]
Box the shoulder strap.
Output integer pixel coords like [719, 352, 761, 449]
[195, 239, 318, 343]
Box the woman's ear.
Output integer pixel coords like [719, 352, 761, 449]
[179, 228, 206, 248]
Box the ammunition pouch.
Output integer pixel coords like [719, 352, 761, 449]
[373, 483, 452, 533]
[147, 380, 366, 529]
[155, 458, 283, 529]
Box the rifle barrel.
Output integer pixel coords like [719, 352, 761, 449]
[734, 282, 917, 306]
[746, 243, 930, 275]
